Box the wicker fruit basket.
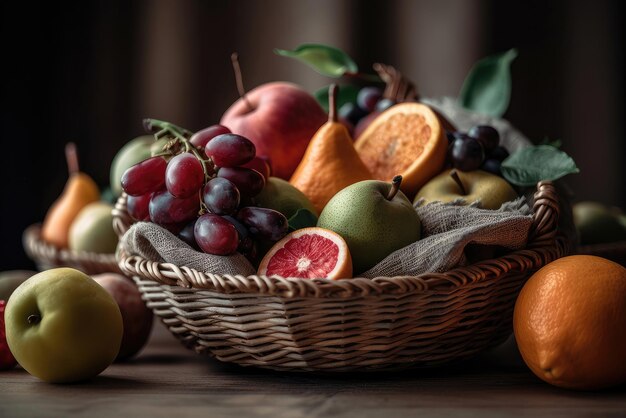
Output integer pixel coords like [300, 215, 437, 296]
[113, 181, 568, 372]
[22, 224, 121, 274]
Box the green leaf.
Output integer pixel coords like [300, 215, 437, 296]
[459, 48, 518, 117]
[274, 44, 358, 78]
[288, 208, 318, 231]
[539, 136, 562, 149]
[501, 145, 579, 187]
[314, 84, 359, 113]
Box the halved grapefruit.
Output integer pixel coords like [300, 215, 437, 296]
[257, 227, 352, 280]
[354, 102, 448, 199]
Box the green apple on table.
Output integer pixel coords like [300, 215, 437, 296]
[5, 268, 123, 383]
[414, 169, 518, 210]
[318, 176, 421, 274]
[573, 201, 626, 245]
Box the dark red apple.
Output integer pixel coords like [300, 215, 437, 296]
[92, 273, 153, 361]
[0, 300, 17, 370]
[220, 82, 327, 180]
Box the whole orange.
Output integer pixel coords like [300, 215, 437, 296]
[513, 255, 626, 390]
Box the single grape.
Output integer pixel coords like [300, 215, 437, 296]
[468, 125, 500, 152]
[482, 159, 503, 176]
[490, 146, 510, 162]
[202, 177, 240, 215]
[375, 98, 396, 112]
[217, 167, 265, 198]
[149, 189, 200, 226]
[178, 219, 199, 249]
[339, 102, 367, 126]
[357, 86, 383, 113]
[451, 137, 485, 171]
[205, 134, 256, 167]
[121, 157, 167, 196]
[194, 213, 239, 255]
[189, 124, 231, 148]
[126, 193, 152, 221]
[241, 156, 271, 181]
[165, 153, 205, 198]
[236, 207, 288, 241]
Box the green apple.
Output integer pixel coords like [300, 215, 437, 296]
[414, 169, 517, 210]
[68, 202, 118, 253]
[255, 177, 318, 218]
[317, 176, 421, 274]
[110, 135, 153, 196]
[5, 268, 123, 383]
[0, 270, 36, 301]
[573, 201, 626, 245]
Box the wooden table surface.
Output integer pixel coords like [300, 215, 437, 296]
[1, 321, 625, 418]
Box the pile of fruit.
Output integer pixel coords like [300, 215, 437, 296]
[2, 45, 624, 391]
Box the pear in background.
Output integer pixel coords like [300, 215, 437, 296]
[290, 84, 372, 214]
[41, 143, 100, 248]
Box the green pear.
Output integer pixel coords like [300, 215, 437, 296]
[0, 270, 36, 301]
[255, 177, 318, 219]
[68, 202, 118, 254]
[109, 136, 153, 196]
[317, 176, 421, 274]
[573, 201, 626, 245]
[414, 169, 517, 210]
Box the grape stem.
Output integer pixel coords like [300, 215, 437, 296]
[230, 52, 254, 112]
[450, 169, 467, 195]
[328, 84, 338, 123]
[65, 142, 79, 175]
[387, 175, 403, 200]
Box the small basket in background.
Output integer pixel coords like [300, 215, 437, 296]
[23, 224, 121, 274]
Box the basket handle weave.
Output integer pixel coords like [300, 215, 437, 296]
[112, 181, 567, 297]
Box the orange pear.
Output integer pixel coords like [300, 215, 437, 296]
[41, 143, 100, 248]
[290, 85, 372, 214]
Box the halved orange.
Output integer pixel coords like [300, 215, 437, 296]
[257, 227, 352, 280]
[354, 102, 448, 199]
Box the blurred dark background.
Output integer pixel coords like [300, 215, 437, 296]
[1, 0, 624, 270]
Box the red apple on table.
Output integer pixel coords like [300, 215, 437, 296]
[92, 273, 153, 361]
[220, 82, 327, 179]
[0, 300, 17, 370]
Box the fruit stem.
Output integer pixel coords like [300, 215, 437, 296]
[65, 142, 79, 175]
[230, 52, 253, 112]
[387, 175, 403, 200]
[450, 169, 467, 195]
[27, 314, 41, 325]
[328, 84, 338, 123]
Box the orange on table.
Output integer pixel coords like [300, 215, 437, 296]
[513, 255, 626, 390]
[354, 102, 447, 200]
[257, 227, 352, 280]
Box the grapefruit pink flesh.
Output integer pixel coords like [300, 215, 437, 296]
[265, 234, 339, 278]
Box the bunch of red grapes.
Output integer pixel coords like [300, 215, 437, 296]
[121, 120, 288, 258]
[446, 125, 509, 176]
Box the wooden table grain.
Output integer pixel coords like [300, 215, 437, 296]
[1, 321, 625, 418]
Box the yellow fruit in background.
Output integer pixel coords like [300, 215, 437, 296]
[514, 255, 626, 390]
[41, 143, 100, 248]
[69, 202, 118, 254]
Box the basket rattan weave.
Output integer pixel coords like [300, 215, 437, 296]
[113, 181, 568, 372]
[23, 224, 121, 274]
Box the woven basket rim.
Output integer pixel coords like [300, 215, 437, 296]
[113, 181, 567, 298]
[22, 224, 119, 271]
